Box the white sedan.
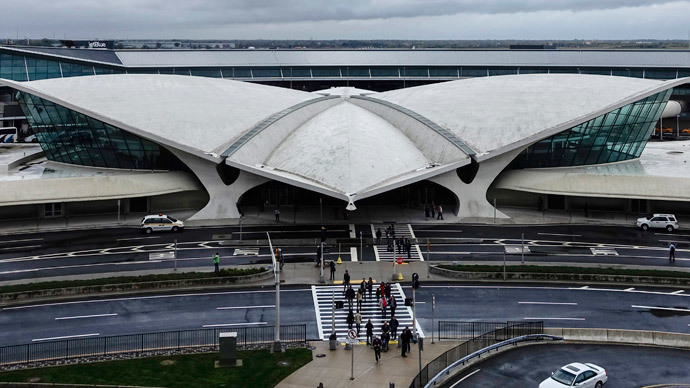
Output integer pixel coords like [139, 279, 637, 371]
[539, 362, 607, 388]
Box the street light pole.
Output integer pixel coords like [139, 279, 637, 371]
[267, 232, 281, 352]
[319, 241, 325, 283]
[360, 231, 363, 261]
[239, 216, 243, 241]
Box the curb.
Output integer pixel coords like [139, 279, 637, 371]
[430, 265, 690, 287]
[0, 270, 273, 308]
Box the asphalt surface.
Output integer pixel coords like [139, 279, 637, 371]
[444, 343, 690, 388]
[0, 223, 687, 282]
[1, 282, 688, 347]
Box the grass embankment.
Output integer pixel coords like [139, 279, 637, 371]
[0, 349, 311, 388]
[438, 264, 690, 278]
[0, 267, 266, 295]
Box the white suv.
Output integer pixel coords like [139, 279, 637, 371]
[637, 214, 679, 232]
[141, 214, 184, 234]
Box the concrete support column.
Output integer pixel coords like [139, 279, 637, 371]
[171, 150, 268, 220]
[429, 148, 523, 221]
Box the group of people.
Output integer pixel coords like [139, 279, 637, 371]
[424, 202, 444, 220]
[336, 272, 415, 363]
[367, 319, 414, 363]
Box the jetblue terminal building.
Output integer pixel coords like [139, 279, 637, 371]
[0, 46, 689, 222]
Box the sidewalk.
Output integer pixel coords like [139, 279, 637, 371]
[278, 339, 459, 388]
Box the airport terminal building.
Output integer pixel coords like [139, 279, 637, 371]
[0, 46, 689, 222]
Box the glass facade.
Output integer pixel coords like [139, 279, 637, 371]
[17, 92, 184, 170]
[509, 90, 672, 169]
[2, 49, 690, 82]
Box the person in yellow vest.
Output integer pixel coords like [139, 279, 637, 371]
[213, 252, 220, 274]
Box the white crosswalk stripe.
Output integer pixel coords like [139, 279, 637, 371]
[312, 283, 424, 341]
[371, 224, 423, 261]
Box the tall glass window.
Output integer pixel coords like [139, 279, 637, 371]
[509, 90, 672, 169]
[17, 92, 185, 170]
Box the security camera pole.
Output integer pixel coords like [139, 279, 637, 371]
[267, 232, 281, 352]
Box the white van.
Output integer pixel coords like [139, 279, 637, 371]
[140, 214, 184, 234]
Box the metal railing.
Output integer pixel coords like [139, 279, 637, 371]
[0, 324, 306, 367]
[423, 334, 562, 388]
[410, 321, 543, 388]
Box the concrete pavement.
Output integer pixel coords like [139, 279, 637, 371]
[278, 339, 459, 388]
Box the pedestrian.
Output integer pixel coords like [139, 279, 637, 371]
[373, 336, 382, 363]
[356, 287, 363, 311]
[424, 206, 430, 220]
[406, 238, 411, 254]
[397, 237, 403, 254]
[401, 327, 412, 357]
[346, 286, 355, 310]
[212, 252, 220, 274]
[384, 282, 391, 299]
[360, 278, 367, 299]
[407, 242, 412, 261]
[431, 202, 436, 218]
[669, 243, 676, 262]
[343, 270, 351, 293]
[390, 296, 397, 317]
[381, 330, 390, 352]
[365, 319, 374, 345]
[375, 286, 381, 301]
[381, 321, 390, 336]
[376, 228, 382, 244]
[274, 208, 280, 222]
[367, 277, 374, 299]
[437, 204, 444, 220]
[278, 248, 284, 271]
[329, 260, 336, 280]
[391, 225, 396, 239]
[346, 309, 355, 330]
[381, 295, 387, 318]
[390, 315, 399, 340]
[355, 310, 362, 335]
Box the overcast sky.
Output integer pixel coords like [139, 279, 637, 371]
[4, 0, 690, 40]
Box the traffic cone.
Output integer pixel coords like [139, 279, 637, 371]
[337, 256, 342, 264]
[397, 271, 404, 280]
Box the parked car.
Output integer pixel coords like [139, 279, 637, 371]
[539, 362, 607, 388]
[636, 214, 679, 232]
[140, 214, 184, 234]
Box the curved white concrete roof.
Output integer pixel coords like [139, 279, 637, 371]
[1, 75, 316, 160]
[2, 73, 687, 205]
[375, 74, 688, 159]
[266, 101, 431, 195]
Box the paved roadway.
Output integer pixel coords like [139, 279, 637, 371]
[1, 282, 689, 347]
[0, 223, 687, 282]
[443, 343, 690, 388]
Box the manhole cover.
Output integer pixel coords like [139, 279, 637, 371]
[316, 353, 327, 358]
[160, 360, 176, 366]
[307, 345, 316, 350]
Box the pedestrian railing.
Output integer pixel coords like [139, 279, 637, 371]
[409, 321, 544, 388]
[0, 324, 306, 367]
[422, 334, 562, 388]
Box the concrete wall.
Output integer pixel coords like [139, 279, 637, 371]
[544, 327, 690, 348]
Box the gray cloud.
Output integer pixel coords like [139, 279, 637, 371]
[3, 0, 689, 39]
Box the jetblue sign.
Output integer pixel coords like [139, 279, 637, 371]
[88, 41, 107, 49]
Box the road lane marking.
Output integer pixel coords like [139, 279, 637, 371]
[579, 286, 589, 289]
[538, 233, 581, 237]
[524, 317, 585, 321]
[116, 260, 161, 265]
[2, 289, 311, 310]
[55, 313, 118, 320]
[518, 302, 578, 306]
[216, 305, 275, 310]
[0, 245, 41, 251]
[202, 322, 267, 328]
[671, 290, 685, 294]
[655, 232, 690, 237]
[0, 238, 43, 244]
[632, 305, 690, 313]
[625, 288, 635, 291]
[116, 236, 161, 241]
[33, 333, 100, 341]
[450, 369, 482, 388]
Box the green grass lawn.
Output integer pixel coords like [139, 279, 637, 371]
[0, 349, 311, 388]
[438, 264, 690, 278]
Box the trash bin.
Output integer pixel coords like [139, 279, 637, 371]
[329, 332, 338, 350]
